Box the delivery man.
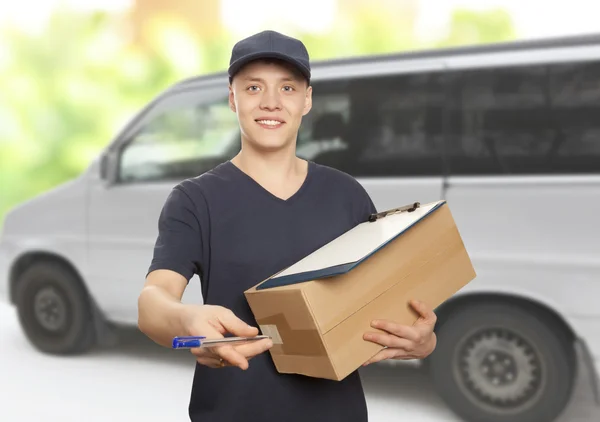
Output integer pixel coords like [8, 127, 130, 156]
[137, 30, 438, 422]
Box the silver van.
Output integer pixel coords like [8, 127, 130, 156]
[1, 34, 599, 422]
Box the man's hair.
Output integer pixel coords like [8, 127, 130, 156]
[229, 58, 310, 86]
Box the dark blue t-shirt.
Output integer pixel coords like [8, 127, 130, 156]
[148, 159, 377, 422]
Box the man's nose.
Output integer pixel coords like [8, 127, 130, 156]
[260, 88, 282, 110]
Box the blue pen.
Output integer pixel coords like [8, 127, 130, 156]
[172, 335, 271, 349]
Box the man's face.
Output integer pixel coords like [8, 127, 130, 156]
[229, 60, 312, 152]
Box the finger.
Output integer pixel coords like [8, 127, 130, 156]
[363, 346, 421, 366]
[362, 348, 397, 366]
[363, 331, 416, 350]
[217, 309, 260, 338]
[197, 350, 264, 369]
[190, 347, 221, 360]
[187, 326, 228, 359]
[196, 338, 272, 365]
[189, 338, 264, 370]
[232, 338, 273, 358]
[189, 340, 249, 369]
[196, 356, 225, 368]
[370, 320, 422, 343]
[409, 299, 437, 324]
[212, 344, 250, 370]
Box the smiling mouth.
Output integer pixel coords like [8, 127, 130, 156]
[255, 119, 284, 128]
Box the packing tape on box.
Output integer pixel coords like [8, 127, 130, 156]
[257, 313, 327, 357]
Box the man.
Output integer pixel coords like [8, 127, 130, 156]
[138, 30, 437, 422]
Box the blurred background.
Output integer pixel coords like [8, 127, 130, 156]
[2, 0, 599, 220]
[1, 1, 600, 421]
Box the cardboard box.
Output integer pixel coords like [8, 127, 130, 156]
[244, 200, 476, 381]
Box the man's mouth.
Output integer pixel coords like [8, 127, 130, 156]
[255, 119, 284, 128]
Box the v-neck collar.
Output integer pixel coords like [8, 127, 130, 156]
[226, 159, 315, 205]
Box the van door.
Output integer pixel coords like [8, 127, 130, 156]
[442, 58, 600, 295]
[305, 66, 448, 211]
[87, 85, 240, 323]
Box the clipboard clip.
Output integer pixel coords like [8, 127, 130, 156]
[368, 202, 420, 222]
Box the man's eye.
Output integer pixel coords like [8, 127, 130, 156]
[283, 86, 294, 92]
[248, 85, 260, 91]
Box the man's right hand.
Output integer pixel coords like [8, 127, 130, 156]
[180, 304, 273, 370]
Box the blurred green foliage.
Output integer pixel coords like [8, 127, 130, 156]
[0, 9, 193, 223]
[0, 6, 515, 224]
[437, 9, 516, 48]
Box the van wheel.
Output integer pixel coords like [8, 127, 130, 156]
[15, 261, 96, 354]
[428, 302, 576, 422]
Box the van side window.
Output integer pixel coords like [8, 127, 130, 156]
[349, 72, 446, 177]
[548, 60, 600, 173]
[118, 90, 239, 183]
[446, 61, 600, 176]
[307, 72, 445, 177]
[295, 79, 351, 167]
[445, 64, 552, 175]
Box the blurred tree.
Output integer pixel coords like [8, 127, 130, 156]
[129, 0, 221, 45]
[0, 8, 190, 222]
[126, 0, 233, 74]
[436, 8, 516, 47]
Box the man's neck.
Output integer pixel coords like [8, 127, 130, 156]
[231, 144, 305, 181]
[230, 143, 309, 200]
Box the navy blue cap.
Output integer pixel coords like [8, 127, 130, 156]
[228, 30, 311, 83]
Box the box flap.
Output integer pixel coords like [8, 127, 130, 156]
[256, 200, 445, 290]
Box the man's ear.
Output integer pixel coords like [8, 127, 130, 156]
[302, 85, 313, 116]
[229, 85, 236, 113]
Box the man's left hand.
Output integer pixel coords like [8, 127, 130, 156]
[362, 299, 437, 366]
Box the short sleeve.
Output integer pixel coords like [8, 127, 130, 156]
[146, 185, 205, 282]
[359, 189, 377, 221]
[350, 178, 378, 224]
[362, 188, 377, 216]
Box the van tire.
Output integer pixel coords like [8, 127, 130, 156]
[14, 261, 96, 355]
[428, 302, 576, 422]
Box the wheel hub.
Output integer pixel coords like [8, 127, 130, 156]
[457, 328, 543, 411]
[481, 350, 517, 386]
[33, 287, 67, 331]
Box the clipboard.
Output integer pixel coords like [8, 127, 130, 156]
[256, 200, 446, 291]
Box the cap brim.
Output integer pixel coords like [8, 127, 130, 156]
[228, 51, 310, 82]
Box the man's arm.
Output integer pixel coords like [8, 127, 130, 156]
[137, 268, 273, 369]
[139, 185, 272, 369]
[138, 185, 204, 347]
[137, 269, 190, 348]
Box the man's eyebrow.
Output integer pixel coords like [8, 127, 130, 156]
[242, 76, 300, 83]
